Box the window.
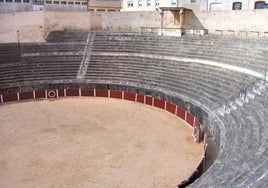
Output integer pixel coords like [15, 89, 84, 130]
[138, 0, 142, 7]
[255, 1, 265, 9]
[68, 1, 73, 4]
[46, 0, 52, 3]
[82, 2, 87, 5]
[23, 0, 29, 3]
[6, 0, 13, 3]
[171, 0, 177, 6]
[61, 1, 66, 4]
[15, 0, 21, 3]
[53, 0, 59, 4]
[75, 1, 80, 5]
[147, 0, 151, 6]
[0, 0, 4, 2]
[232, 2, 242, 10]
[127, 0, 133, 7]
[155, 0, 159, 6]
[191, 0, 196, 3]
[34, 0, 44, 5]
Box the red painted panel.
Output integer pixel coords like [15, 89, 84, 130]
[154, 98, 165, 109]
[66, 88, 79, 96]
[186, 112, 195, 126]
[137, 94, 144, 104]
[3, 93, 17, 102]
[145, 96, 153, 106]
[58, 89, 64, 97]
[124, 92, 135, 101]
[195, 119, 201, 127]
[81, 89, 94, 96]
[96, 89, 108, 97]
[47, 90, 57, 98]
[166, 102, 176, 114]
[177, 106, 185, 120]
[35, 90, 45, 98]
[19, 91, 33, 100]
[110, 90, 122, 99]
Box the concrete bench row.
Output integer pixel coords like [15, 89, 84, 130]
[0, 41, 87, 92]
[190, 83, 268, 187]
[92, 32, 268, 73]
[85, 55, 258, 109]
[46, 30, 89, 43]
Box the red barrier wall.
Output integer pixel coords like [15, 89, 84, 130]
[186, 112, 195, 127]
[145, 96, 153, 106]
[124, 92, 135, 101]
[166, 102, 176, 114]
[66, 89, 79, 96]
[0, 88, 202, 129]
[177, 106, 185, 120]
[137, 94, 144, 104]
[3, 93, 17, 102]
[96, 89, 108, 97]
[110, 90, 122, 99]
[154, 98, 165, 110]
[35, 90, 46, 98]
[20, 91, 33, 100]
[81, 89, 94, 97]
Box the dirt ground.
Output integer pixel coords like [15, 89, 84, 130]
[0, 98, 203, 188]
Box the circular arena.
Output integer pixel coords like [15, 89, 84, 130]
[0, 27, 268, 187]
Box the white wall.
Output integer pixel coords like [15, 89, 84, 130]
[121, 0, 181, 11]
[0, 11, 44, 43]
[187, 9, 268, 36]
[0, 9, 268, 43]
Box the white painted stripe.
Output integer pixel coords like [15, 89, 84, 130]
[185, 111, 187, 121]
[56, 89, 59, 98]
[0, 94, 3, 103]
[108, 89, 110, 98]
[143, 95, 145, 104]
[79, 88, 81, 97]
[64, 89, 66, 97]
[175, 106, 178, 115]
[193, 117, 196, 126]
[122, 91, 125, 99]
[152, 97, 154, 106]
[17, 92, 20, 101]
[95, 52, 264, 78]
[33, 91, 35, 99]
[94, 89, 96, 97]
[135, 93, 137, 102]
[255, 170, 268, 182]
[164, 101, 167, 110]
[45, 90, 47, 99]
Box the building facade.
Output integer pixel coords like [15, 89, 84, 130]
[88, 0, 121, 12]
[121, 0, 268, 11]
[0, 0, 88, 13]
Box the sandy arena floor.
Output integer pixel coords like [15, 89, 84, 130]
[0, 98, 203, 188]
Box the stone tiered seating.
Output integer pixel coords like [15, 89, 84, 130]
[0, 30, 268, 187]
[85, 32, 268, 187]
[46, 30, 89, 43]
[0, 31, 89, 92]
[190, 83, 268, 187]
[0, 43, 24, 90]
[87, 31, 266, 109]
[86, 55, 258, 109]
[91, 32, 268, 74]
